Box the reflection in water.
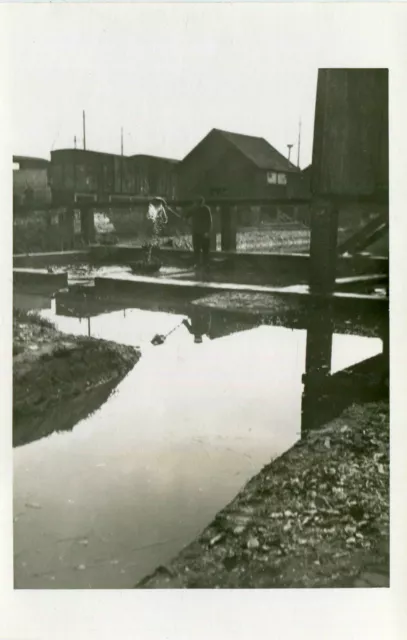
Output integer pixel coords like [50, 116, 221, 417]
[13, 290, 385, 589]
[14, 291, 52, 312]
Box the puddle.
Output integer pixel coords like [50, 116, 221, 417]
[40, 259, 302, 287]
[13, 290, 383, 588]
[48, 262, 198, 287]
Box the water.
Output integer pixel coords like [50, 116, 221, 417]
[48, 262, 198, 287]
[13, 291, 383, 589]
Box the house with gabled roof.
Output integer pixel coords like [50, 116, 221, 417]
[177, 128, 308, 200]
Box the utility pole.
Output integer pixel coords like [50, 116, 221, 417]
[83, 110, 86, 150]
[74, 135, 77, 188]
[287, 144, 294, 162]
[120, 127, 124, 192]
[297, 118, 302, 168]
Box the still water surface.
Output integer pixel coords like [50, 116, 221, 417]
[13, 295, 382, 588]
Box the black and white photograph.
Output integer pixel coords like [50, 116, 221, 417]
[1, 0, 405, 637]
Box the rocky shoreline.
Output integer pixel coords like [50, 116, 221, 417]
[136, 401, 389, 589]
[13, 309, 140, 448]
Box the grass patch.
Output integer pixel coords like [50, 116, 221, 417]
[13, 307, 55, 329]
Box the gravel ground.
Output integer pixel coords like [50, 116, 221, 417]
[137, 401, 389, 589]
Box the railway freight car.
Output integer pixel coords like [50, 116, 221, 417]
[49, 148, 179, 205]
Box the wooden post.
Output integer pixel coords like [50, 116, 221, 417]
[380, 308, 389, 384]
[308, 200, 338, 294]
[301, 301, 334, 433]
[210, 208, 217, 251]
[221, 205, 237, 252]
[80, 205, 95, 245]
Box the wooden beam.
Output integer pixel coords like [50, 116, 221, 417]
[308, 200, 338, 294]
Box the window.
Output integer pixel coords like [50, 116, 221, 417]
[267, 172, 288, 185]
[13, 162, 20, 171]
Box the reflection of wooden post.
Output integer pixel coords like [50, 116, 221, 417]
[221, 205, 237, 252]
[301, 302, 334, 433]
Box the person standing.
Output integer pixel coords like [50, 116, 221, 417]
[183, 196, 212, 269]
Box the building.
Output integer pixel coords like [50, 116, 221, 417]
[13, 155, 52, 208]
[49, 149, 179, 204]
[177, 128, 307, 200]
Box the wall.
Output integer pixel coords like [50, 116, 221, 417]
[13, 209, 83, 254]
[177, 130, 232, 197]
[130, 156, 178, 199]
[50, 149, 178, 201]
[13, 168, 52, 206]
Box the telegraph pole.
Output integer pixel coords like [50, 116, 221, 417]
[83, 110, 86, 150]
[297, 118, 302, 168]
[120, 127, 124, 192]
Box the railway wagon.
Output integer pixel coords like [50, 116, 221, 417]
[49, 149, 179, 205]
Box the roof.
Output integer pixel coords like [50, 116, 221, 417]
[52, 148, 123, 159]
[13, 155, 49, 167]
[214, 128, 300, 172]
[130, 154, 180, 164]
[51, 149, 180, 163]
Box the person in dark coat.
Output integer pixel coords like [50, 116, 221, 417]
[183, 196, 212, 269]
[183, 308, 212, 344]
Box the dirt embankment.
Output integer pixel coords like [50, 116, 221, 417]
[13, 309, 140, 448]
[137, 402, 389, 589]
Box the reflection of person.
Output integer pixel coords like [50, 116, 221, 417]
[183, 308, 212, 344]
[183, 196, 212, 269]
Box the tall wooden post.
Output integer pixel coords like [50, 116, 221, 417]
[221, 204, 237, 252]
[308, 200, 338, 294]
[301, 302, 334, 433]
[81, 205, 95, 245]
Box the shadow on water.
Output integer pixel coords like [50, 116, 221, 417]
[13, 375, 124, 449]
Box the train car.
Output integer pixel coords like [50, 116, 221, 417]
[50, 149, 179, 204]
[129, 154, 178, 200]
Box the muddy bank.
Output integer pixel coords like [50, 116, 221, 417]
[137, 401, 389, 589]
[192, 291, 388, 339]
[13, 309, 140, 447]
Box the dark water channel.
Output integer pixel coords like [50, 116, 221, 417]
[13, 290, 383, 588]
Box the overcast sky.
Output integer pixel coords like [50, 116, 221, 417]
[6, 4, 402, 168]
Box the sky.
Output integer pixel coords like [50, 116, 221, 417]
[6, 4, 326, 168]
[5, 3, 403, 169]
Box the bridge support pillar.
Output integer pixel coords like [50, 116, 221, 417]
[309, 200, 338, 294]
[80, 205, 95, 245]
[220, 205, 237, 252]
